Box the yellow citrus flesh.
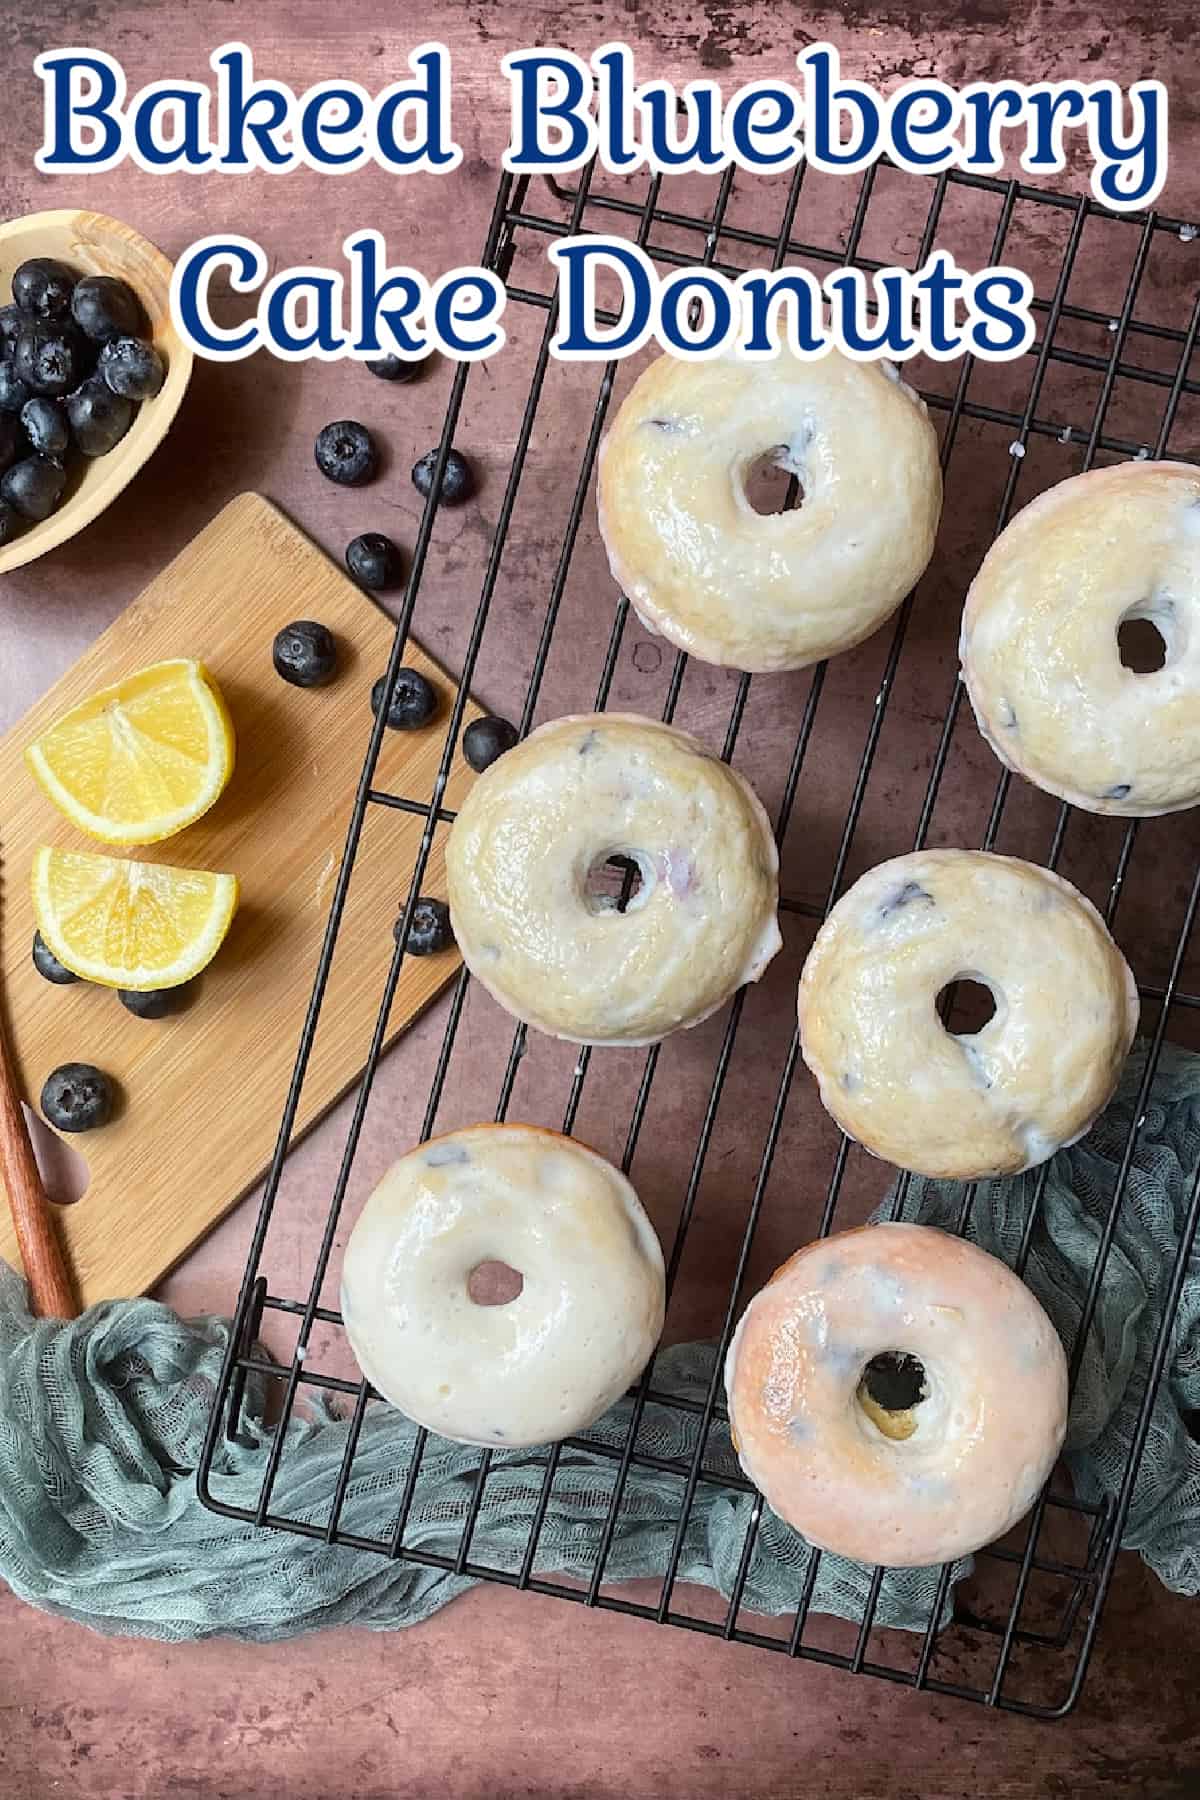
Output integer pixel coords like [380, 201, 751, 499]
[32, 847, 239, 990]
[25, 659, 235, 846]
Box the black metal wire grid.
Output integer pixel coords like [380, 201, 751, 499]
[197, 154, 1200, 1719]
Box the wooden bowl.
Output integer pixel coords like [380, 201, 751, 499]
[0, 209, 193, 575]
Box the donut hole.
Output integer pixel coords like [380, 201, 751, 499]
[584, 850, 652, 915]
[862, 1351, 927, 1411]
[467, 1260, 524, 1307]
[857, 1351, 928, 1442]
[936, 977, 997, 1036]
[742, 447, 805, 517]
[1117, 612, 1169, 673]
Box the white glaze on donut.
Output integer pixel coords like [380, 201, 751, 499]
[597, 348, 943, 673]
[798, 850, 1138, 1180]
[725, 1223, 1069, 1568]
[341, 1124, 666, 1448]
[446, 713, 782, 1045]
[961, 460, 1200, 815]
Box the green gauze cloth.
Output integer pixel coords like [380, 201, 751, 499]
[0, 1039, 1196, 1642]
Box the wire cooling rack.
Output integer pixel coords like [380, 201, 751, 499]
[197, 153, 1200, 1718]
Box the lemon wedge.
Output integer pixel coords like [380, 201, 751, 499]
[32, 847, 239, 990]
[25, 659, 235, 846]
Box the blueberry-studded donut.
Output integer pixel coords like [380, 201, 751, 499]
[597, 348, 943, 674]
[726, 1223, 1069, 1568]
[341, 1124, 666, 1448]
[961, 461, 1200, 816]
[797, 850, 1138, 1179]
[446, 713, 781, 1045]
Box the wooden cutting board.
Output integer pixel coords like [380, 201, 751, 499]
[0, 492, 480, 1306]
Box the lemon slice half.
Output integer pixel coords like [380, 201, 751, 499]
[25, 659, 235, 846]
[32, 847, 239, 990]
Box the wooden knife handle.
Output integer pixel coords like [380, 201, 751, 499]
[0, 1016, 76, 1319]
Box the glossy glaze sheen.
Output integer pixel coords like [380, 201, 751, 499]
[596, 349, 942, 674]
[961, 460, 1200, 816]
[446, 713, 782, 1045]
[797, 849, 1138, 1180]
[725, 1223, 1069, 1568]
[340, 1123, 666, 1448]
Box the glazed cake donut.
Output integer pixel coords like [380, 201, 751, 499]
[596, 347, 942, 674]
[725, 1223, 1069, 1568]
[961, 461, 1200, 816]
[798, 850, 1138, 1180]
[445, 713, 781, 1045]
[341, 1124, 665, 1448]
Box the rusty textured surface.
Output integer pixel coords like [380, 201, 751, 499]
[3, 2, 1200, 1795]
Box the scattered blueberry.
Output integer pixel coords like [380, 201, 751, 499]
[346, 531, 404, 591]
[67, 378, 134, 457]
[1, 455, 67, 521]
[365, 352, 427, 382]
[462, 716, 518, 773]
[411, 447, 474, 505]
[98, 334, 164, 401]
[315, 419, 377, 486]
[119, 985, 187, 1020]
[20, 396, 68, 460]
[32, 931, 78, 986]
[371, 667, 437, 730]
[273, 619, 339, 689]
[0, 415, 21, 476]
[41, 1062, 113, 1133]
[0, 362, 29, 415]
[12, 257, 76, 321]
[0, 304, 21, 356]
[0, 499, 20, 546]
[71, 274, 144, 343]
[394, 897, 453, 957]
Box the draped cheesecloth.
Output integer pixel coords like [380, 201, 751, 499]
[0, 1041, 1196, 1640]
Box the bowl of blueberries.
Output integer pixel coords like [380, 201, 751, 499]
[0, 208, 193, 574]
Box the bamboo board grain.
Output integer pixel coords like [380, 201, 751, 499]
[0, 492, 480, 1306]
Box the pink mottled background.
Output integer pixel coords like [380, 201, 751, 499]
[3, 2, 1200, 1795]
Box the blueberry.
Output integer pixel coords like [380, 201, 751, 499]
[1, 455, 67, 521]
[71, 274, 144, 343]
[0, 361, 30, 415]
[462, 716, 518, 773]
[0, 499, 20, 546]
[365, 352, 427, 382]
[67, 378, 133, 457]
[0, 304, 21, 356]
[394, 897, 453, 956]
[0, 414, 22, 476]
[98, 334, 164, 401]
[315, 419, 377, 486]
[118, 985, 188, 1020]
[411, 447, 474, 505]
[20, 396, 68, 460]
[32, 931, 78, 985]
[371, 667, 437, 730]
[273, 619, 338, 688]
[346, 531, 404, 591]
[14, 322, 87, 398]
[12, 257, 76, 321]
[41, 1062, 113, 1133]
